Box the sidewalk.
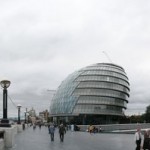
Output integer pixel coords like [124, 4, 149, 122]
[7, 125, 135, 150]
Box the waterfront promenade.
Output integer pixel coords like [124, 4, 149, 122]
[7, 125, 135, 150]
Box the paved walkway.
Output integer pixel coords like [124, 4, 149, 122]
[7, 126, 135, 150]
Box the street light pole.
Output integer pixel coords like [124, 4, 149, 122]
[17, 104, 22, 124]
[3, 87, 8, 119]
[0, 80, 11, 127]
[24, 111, 26, 124]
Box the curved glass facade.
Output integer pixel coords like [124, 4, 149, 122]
[50, 63, 130, 124]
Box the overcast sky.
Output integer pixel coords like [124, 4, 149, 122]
[0, 0, 149, 118]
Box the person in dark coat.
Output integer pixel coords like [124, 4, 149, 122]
[143, 130, 150, 150]
[59, 123, 66, 142]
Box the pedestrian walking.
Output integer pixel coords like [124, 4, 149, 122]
[134, 128, 142, 150]
[33, 123, 36, 130]
[39, 123, 42, 129]
[22, 123, 25, 130]
[48, 122, 55, 141]
[89, 125, 94, 134]
[59, 123, 66, 142]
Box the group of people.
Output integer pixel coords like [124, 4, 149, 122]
[48, 122, 66, 142]
[135, 128, 150, 150]
[88, 125, 101, 134]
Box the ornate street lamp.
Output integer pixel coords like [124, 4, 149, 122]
[17, 104, 22, 124]
[0, 80, 11, 127]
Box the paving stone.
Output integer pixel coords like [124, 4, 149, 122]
[7, 126, 135, 150]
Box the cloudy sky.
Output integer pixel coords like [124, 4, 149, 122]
[0, 0, 149, 118]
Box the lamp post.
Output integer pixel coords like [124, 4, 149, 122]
[26, 112, 29, 124]
[17, 104, 22, 124]
[24, 111, 26, 124]
[0, 80, 11, 127]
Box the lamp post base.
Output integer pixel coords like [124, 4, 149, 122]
[0, 119, 11, 127]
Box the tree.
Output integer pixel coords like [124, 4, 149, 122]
[145, 105, 150, 123]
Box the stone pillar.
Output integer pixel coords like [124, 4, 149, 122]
[0, 139, 4, 150]
[12, 125, 18, 135]
[1, 126, 15, 148]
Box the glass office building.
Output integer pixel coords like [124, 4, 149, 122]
[50, 63, 130, 124]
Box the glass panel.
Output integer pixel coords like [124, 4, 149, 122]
[73, 104, 123, 115]
[77, 96, 127, 108]
[81, 70, 128, 81]
[73, 88, 128, 100]
[76, 75, 129, 87]
[83, 66, 127, 76]
[77, 81, 129, 94]
[50, 71, 82, 114]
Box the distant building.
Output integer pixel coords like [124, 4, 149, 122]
[39, 110, 49, 123]
[28, 107, 36, 124]
[50, 63, 130, 124]
[28, 107, 36, 117]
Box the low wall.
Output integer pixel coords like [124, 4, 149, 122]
[78, 123, 150, 132]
